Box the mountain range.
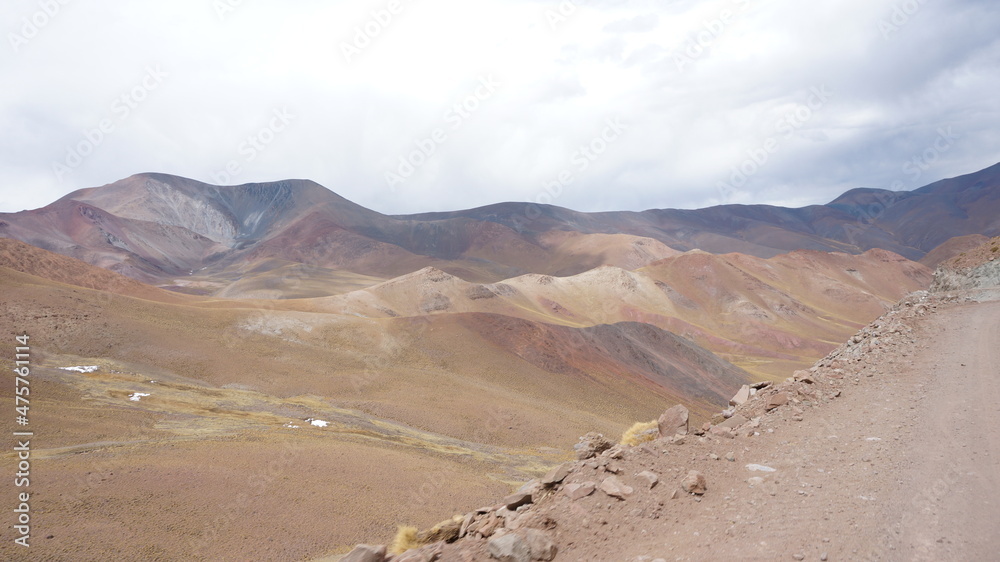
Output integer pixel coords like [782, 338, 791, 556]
[1, 162, 996, 295]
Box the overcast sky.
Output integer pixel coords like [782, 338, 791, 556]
[2, 0, 998, 215]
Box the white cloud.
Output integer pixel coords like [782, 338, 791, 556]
[1, 0, 997, 216]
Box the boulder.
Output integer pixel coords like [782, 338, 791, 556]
[573, 432, 613, 460]
[708, 425, 736, 439]
[503, 491, 533, 511]
[681, 470, 707, 495]
[717, 414, 748, 430]
[636, 470, 659, 489]
[393, 542, 444, 562]
[417, 517, 463, 544]
[765, 392, 789, 411]
[729, 384, 751, 406]
[562, 481, 596, 500]
[540, 463, 572, 486]
[488, 533, 531, 562]
[657, 405, 689, 437]
[523, 529, 558, 561]
[599, 476, 634, 499]
[342, 544, 386, 562]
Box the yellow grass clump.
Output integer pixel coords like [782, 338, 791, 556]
[390, 526, 421, 555]
[620, 420, 658, 446]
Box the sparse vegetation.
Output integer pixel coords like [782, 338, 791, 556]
[620, 420, 659, 446]
[390, 526, 421, 555]
[389, 516, 464, 554]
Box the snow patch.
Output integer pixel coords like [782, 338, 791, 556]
[305, 418, 329, 428]
[128, 392, 151, 402]
[60, 366, 100, 373]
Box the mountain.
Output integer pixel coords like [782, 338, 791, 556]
[0, 163, 996, 295]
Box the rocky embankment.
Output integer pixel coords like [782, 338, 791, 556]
[930, 235, 1000, 292]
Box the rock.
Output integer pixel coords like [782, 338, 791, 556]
[394, 543, 444, 562]
[574, 432, 613, 460]
[479, 512, 502, 538]
[416, 516, 463, 544]
[670, 489, 680, 500]
[709, 425, 736, 439]
[540, 463, 572, 486]
[503, 491, 533, 511]
[725, 451, 736, 462]
[488, 533, 531, 562]
[793, 554, 805, 561]
[793, 370, 815, 384]
[523, 529, 558, 561]
[342, 544, 387, 562]
[709, 453, 719, 460]
[669, 435, 687, 446]
[746, 464, 777, 472]
[750, 381, 772, 390]
[729, 384, 751, 406]
[681, 470, 707, 495]
[599, 476, 634, 499]
[563, 482, 595, 500]
[459, 512, 475, 538]
[636, 470, 659, 489]
[657, 404, 689, 437]
[765, 392, 789, 411]
[747, 476, 764, 487]
[603, 444, 625, 459]
[717, 414, 748, 430]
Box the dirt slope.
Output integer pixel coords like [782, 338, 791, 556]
[348, 289, 1000, 561]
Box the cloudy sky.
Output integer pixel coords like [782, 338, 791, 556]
[2, 0, 998, 215]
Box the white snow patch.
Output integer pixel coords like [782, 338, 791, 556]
[128, 392, 151, 402]
[61, 366, 100, 373]
[283, 423, 300, 429]
[746, 464, 777, 472]
[305, 418, 329, 428]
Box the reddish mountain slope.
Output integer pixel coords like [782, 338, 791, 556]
[1, 163, 996, 295]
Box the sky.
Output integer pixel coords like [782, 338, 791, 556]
[1, 0, 998, 216]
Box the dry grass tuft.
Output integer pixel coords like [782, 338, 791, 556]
[620, 420, 659, 446]
[390, 526, 421, 555]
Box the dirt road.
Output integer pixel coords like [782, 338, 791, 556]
[623, 296, 1000, 561]
[884, 298, 1000, 560]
